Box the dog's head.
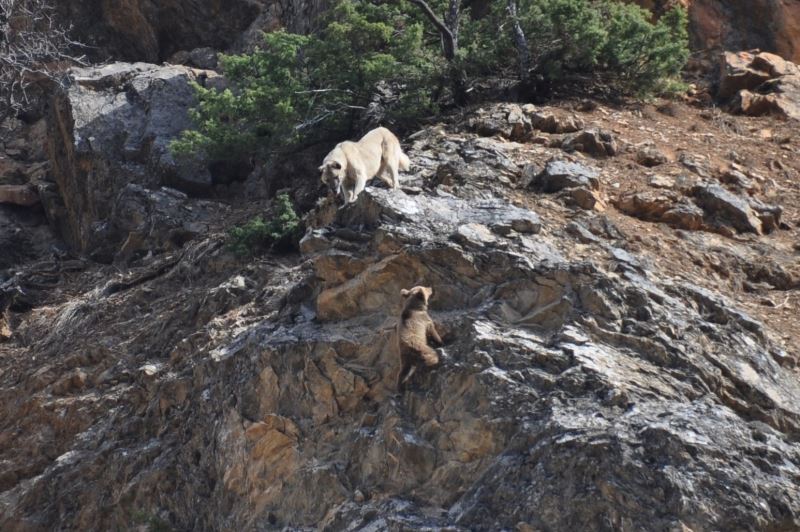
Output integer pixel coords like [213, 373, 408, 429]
[319, 159, 344, 196]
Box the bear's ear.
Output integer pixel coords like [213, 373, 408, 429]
[330, 161, 342, 170]
[400, 289, 410, 297]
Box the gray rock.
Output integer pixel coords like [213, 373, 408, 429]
[533, 160, 600, 192]
[692, 184, 764, 234]
[565, 221, 600, 243]
[47, 62, 214, 253]
[467, 104, 531, 141]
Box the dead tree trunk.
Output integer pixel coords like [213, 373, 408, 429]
[408, 0, 458, 61]
[407, 0, 467, 104]
[507, 0, 531, 88]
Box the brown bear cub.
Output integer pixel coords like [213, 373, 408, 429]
[397, 286, 443, 391]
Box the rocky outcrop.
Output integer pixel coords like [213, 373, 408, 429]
[3, 183, 799, 530]
[632, 0, 800, 63]
[561, 128, 618, 157]
[718, 50, 800, 119]
[46, 62, 221, 256]
[56, 0, 331, 62]
[615, 183, 782, 236]
[2, 105, 800, 530]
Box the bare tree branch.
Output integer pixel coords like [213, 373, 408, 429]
[0, 0, 85, 125]
[407, 0, 457, 61]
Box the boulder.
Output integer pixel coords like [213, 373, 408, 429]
[527, 110, 585, 134]
[635, 146, 669, 167]
[467, 104, 532, 141]
[717, 50, 800, 120]
[563, 187, 604, 211]
[46, 62, 216, 253]
[616, 191, 705, 231]
[561, 128, 618, 157]
[718, 51, 775, 99]
[735, 77, 800, 120]
[692, 184, 764, 234]
[533, 160, 600, 192]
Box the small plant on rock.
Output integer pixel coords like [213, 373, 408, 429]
[228, 193, 303, 256]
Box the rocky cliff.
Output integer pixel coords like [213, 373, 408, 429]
[2, 3, 800, 531]
[633, 0, 800, 63]
[2, 62, 800, 528]
[55, 0, 328, 63]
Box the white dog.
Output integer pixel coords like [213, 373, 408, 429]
[319, 127, 410, 204]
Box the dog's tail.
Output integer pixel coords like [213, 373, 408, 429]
[398, 151, 411, 172]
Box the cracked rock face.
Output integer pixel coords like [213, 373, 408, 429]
[2, 106, 800, 531]
[47, 63, 217, 256]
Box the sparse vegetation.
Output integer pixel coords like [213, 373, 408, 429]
[228, 193, 302, 256]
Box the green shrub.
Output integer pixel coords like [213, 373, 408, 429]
[170, 31, 311, 162]
[172, 0, 689, 167]
[598, 3, 690, 95]
[461, 0, 689, 95]
[228, 193, 302, 256]
[170, 0, 440, 164]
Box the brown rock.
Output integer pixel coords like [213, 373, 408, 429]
[0, 185, 39, 207]
[615, 191, 704, 230]
[716, 50, 800, 120]
[636, 146, 670, 167]
[564, 187, 604, 211]
[735, 79, 800, 120]
[750, 52, 797, 77]
[562, 128, 618, 157]
[616, 191, 676, 220]
[634, 1, 800, 64]
[528, 111, 585, 134]
[718, 51, 773, 99]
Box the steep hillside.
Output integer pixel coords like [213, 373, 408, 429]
[2, 87, 800, 528]
[2, 1, 800, 530]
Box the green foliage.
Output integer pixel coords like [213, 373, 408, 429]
[228, 194, 302, 256]
[598, 3, 690, 94]
[462, 0, 689, 95]
[170, 1, 440, 163]
[170, 31, 311, 161]
[172, 0, 689, 166]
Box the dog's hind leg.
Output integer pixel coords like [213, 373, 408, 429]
[382, 140, 400, 189]
[386, 158, 400, 189]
